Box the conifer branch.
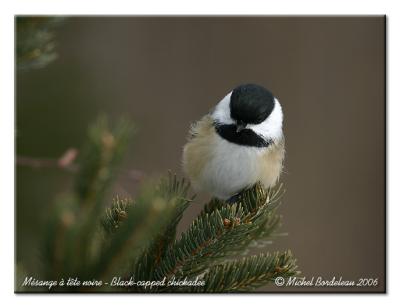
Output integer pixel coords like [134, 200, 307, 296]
[101, 196, 132, 235]
[41, 116, 133, 282]
[196, 251, 298, 292]
[74, 117, 133, 273]
[130, 173, 194, 283]
[154, 183, 284, 281]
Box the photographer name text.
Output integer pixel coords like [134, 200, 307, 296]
[274, 276, 379, 287]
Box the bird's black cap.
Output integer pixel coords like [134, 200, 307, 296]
[230, 84, 275, 125]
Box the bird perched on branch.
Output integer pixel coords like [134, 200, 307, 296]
[183, 84, 285, 201]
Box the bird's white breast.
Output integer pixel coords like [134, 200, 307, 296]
[197, 133, 266, 200]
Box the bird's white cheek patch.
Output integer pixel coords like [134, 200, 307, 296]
[248, 98, 283, 141]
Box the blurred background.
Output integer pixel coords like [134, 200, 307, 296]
[16, 16, 385, 292]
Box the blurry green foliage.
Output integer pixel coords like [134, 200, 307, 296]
[16, 17, 65, 70]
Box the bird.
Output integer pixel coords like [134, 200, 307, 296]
[182, 83, 285, 201]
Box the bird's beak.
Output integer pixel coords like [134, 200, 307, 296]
[236, 123, 246, 133]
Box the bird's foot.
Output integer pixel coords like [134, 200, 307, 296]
[226, 194, 240, 205]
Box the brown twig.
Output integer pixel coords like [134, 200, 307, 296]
[16, 148, 145, 182]
[17, 148, 78, 171]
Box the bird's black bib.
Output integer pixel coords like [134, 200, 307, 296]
[214, 123, 272, 148]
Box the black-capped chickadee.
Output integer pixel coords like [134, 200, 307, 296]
[183, 84, 284, 201]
